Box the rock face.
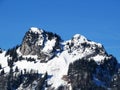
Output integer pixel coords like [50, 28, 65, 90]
[20, 27, 44, 55]
[20, 27, 62, 61]
[0, 27, 120, 90]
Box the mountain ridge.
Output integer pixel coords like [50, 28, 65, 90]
[0, 27, 119, 90]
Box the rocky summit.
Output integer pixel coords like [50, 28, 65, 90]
[0, 27, 119, 90]
[20, 27, 62, 62]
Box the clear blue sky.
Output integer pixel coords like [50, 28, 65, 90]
[0, 0, 120, 61]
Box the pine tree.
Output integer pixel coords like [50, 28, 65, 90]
[15, 66, 19, 72]
[1, 69, 5, 75]
[0, 64, 2, 69]
[0, 48, 2, 53]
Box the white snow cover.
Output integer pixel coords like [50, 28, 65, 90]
[92, 55, 105, 62]
[30, 27, 43, 34]
[42, 38, 56, 53]
[73, 34, 87, 43]
[0, 51, 10, 73]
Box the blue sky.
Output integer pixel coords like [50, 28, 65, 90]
[0, 0, 120, 61]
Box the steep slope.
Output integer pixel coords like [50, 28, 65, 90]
[0, 27, 119, 90]
[20, 27, 62, 62]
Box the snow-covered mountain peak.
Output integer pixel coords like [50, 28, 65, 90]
[20, 28, 62, 61]
[29, 27, 43, 34]
[72, 34, 87, 43]
[63, 33, 108, 63]
[0, 27, 119, 90]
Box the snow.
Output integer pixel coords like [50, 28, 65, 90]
[30, 27, 43, 34]
[73, 34, 81, 38]
[42, 38, 56, 53]
[46, 51, 75, 88]
[0, 51, 10, 73]
[16, 48, 22, 56]
[73, 34, 87, 43]
[13, 60, 47, 74]
[0, 51, 7, 67]
[92, 55, 105, 62]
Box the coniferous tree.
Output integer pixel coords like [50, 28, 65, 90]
[15, 66, 19, 72]
[0, 64, 2, 69]
[1, 69, 5, 75]
[0, 48, 2, 53]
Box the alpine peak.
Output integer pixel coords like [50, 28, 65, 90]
[72, 34, 87, 42]
[0, 27, 119, 90]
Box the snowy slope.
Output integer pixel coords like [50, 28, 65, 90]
[14, 50, 73, 89]
[0, 51, 10, 73]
